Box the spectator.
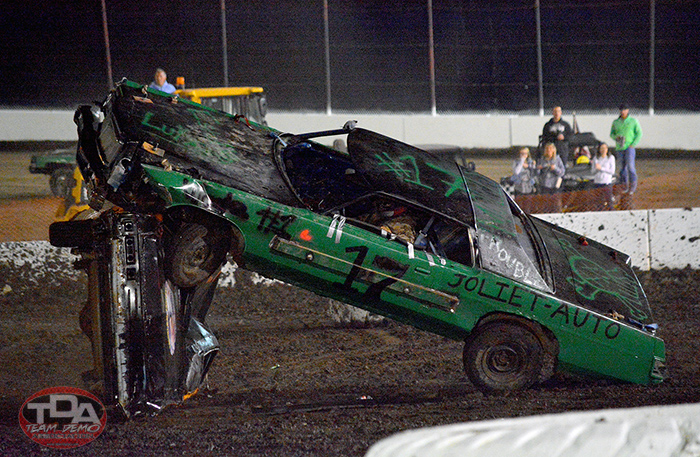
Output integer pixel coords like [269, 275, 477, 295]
[537, 142, 565, 194]
[592, 143, 615, 210]
[574, 146, 591, 164]
[542, 106, 573, 167]
[610, 103, 642, 194]
[511, 147, 536, 195]
[149, 68, 176, 94]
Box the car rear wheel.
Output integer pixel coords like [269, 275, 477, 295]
[463, 321, 544, 393]
[167, 222, 229, 288]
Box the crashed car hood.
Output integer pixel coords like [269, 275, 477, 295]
[532, 217, 655, 325]
[98, 80, 297, 205]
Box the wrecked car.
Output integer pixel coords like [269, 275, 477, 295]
[50, 80, 665, 416]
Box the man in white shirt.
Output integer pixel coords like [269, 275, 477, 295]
[149, 68, 176, 94]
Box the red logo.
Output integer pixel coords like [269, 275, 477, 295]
[19, 386, 107, 449]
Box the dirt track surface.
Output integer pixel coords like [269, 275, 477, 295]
[1, 265, 700, 456]
[1, 151, 699, 455]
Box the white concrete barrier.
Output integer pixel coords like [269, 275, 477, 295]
[0, 109, 77, 142]
[4, 109, 700, 150]
[365, 402, 700, 457]
[649, 208, 700, 270]
[536, 207, 699, 270]
[268, 112, 700, 150]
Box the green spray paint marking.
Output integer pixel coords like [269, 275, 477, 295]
[424, 162, 467, 198]
[373, 153, 470, 198]
[559, 238, 649, 321]
[141, 111, 241, 164]
[374, 153, 434, 190]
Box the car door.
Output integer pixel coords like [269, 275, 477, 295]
[266, 194, 461, 326]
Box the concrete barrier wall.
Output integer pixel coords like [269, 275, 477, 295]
[269, 112, 700, 151]
[365, 402, 700, 457]
[0, 109, 77, 142]
[2, 109, 700, 150]
[536, 207, 700, 270]
[0, 208, 697, 272]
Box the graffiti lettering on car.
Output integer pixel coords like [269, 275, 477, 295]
[339, 245, 369, 290]
[424, 162, 468, 198]
[374, 153, 434, 190]
[485, 236, 542, 287]
[449, 273, 621, 339]
[210, 193, 249, 221]
[336, 246, 410, 300]
[373, 153, 469, 199]
[256, 207, 296, 238]
[187, 107, 224, 127]
[559, 238, 650, 321]
[142, 111, 191, 142]
[141, 111, 240, 165]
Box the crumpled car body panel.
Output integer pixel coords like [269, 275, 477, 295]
[50, 80, 665, 415]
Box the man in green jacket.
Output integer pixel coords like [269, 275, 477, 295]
[610, 103, 642, 194]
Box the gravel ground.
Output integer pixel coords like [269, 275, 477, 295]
[1, 264, 699, 456]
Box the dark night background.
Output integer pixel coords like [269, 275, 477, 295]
[0, 0, 698, 113]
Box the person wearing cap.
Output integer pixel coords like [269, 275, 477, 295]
[148, 68, 176, 94]
[610, 104, 642, 194]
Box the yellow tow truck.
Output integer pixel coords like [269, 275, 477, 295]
[175, 86, 267, 126]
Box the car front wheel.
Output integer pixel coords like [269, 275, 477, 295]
[463, 321, 544, 393]
[167, 222, 229, 288]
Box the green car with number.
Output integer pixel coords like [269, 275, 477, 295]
[50, 80, 665, 416]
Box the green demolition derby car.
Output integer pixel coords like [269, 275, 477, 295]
[50, 80, 665, 416]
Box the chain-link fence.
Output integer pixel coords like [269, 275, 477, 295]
[514, 184, 636, 214]
[2, 1, 699, 113]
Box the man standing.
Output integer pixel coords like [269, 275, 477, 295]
[542, 106, 573, 167]
[610, 104, 642, 194]
[149, 68, 176, 94]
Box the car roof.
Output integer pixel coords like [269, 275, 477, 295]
[348, 127, 514, 227]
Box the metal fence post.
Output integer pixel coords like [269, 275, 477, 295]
[535, 0, 544, 116]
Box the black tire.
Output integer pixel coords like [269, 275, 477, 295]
[463, 321, 544, 393]
[166, 222, 229, 288]
[49, 167, 75, 198]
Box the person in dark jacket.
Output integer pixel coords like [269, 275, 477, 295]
[542, 106, 573, 167]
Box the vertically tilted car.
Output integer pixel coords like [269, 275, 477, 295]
[50, 80, 665, 416]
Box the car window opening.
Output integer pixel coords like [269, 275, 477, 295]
[332, 194, 474, 267]
[281, 140, 371, 211]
